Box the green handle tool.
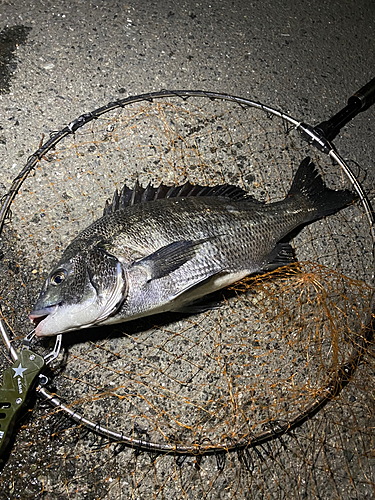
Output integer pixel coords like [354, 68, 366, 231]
[0, 349, 45, 459]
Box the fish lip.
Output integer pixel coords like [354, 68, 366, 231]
[29, 304, 59, 326]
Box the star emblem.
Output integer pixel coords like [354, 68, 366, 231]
[12, 363, 27, 379]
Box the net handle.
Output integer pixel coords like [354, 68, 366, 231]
[314, 77, 375, 141]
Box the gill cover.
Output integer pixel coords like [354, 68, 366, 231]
[86, 246, 127, 323]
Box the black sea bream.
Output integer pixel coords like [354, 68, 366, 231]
[29, 157, 357, 336]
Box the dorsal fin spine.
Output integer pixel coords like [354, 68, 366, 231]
[103, 180, 253, 216]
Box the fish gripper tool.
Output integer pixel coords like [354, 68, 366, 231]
[0, 350, 45, 460]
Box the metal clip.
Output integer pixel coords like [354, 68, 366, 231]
[22, 329, 36, 350]
[22, 331, 62, 366]
[44, 334, 62, 365]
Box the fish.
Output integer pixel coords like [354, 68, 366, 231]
[29, 157, 357, 337]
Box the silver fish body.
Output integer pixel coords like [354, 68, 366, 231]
[29, 158, 357, 336]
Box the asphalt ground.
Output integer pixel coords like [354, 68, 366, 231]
[0, 1, 375, 499]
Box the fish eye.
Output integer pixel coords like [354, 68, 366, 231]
[50, 270, 67, 286]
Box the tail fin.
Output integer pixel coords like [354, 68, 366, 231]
[288, 157, 358, 223]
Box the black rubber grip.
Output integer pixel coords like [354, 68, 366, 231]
[348, 77, 375, 111]
[314, 77, 375, 141]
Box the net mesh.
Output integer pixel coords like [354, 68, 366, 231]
[0, 95, 374, 499]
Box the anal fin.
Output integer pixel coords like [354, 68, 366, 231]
[262, 243, 295, 272]
[174, 297, 222, 315]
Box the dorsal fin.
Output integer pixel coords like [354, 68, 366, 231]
[103, 180, 256, 216]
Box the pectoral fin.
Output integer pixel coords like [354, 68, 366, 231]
[133, 239, 209, 282]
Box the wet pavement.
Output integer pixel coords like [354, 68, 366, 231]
[0, 1, 375, 499]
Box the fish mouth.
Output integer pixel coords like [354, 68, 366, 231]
[30, 314, 47, 327]
[29, 305, 58, 329]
